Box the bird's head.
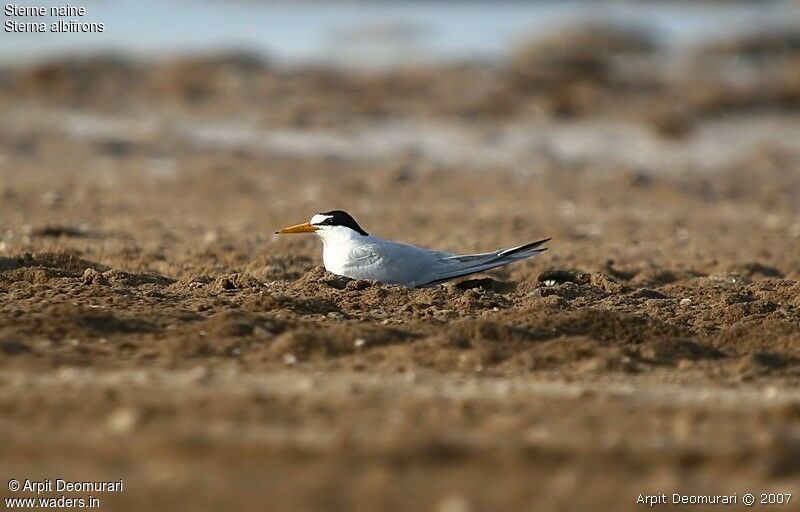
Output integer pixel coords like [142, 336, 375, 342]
[275, 210, 369, 240]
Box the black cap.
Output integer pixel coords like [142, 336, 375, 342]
[313, 210, 369, 236]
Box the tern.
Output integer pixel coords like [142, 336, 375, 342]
[276, 210, 550, 288]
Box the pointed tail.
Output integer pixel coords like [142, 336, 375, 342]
[417, 238, 550, 288]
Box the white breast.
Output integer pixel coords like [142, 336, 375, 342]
[317, 228, 444, 286]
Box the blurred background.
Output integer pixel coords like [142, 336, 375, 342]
[4, 0, 800, 178]
[4, 0, 800, 261]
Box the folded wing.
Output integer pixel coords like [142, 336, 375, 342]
[416, 238, 551, 288]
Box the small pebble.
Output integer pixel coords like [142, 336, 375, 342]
[188, 366, 212, 384]
[253, 326, 274, 339]
[436, 494, 472, 512]
[106, 407, 142, 434]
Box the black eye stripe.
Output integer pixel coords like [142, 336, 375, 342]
[316, 210, 369, 236]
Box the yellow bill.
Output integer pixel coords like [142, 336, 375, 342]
[275, 222, 317, 234]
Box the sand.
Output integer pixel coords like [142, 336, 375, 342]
[2, 34, 800, 510]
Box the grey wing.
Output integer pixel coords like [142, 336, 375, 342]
[341, 240, 447, 286]
[417, 238, 551, 288]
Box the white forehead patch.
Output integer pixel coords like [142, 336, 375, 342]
[310, 214, 332, 225]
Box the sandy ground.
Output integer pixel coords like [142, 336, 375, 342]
[2, 34, 800, 510]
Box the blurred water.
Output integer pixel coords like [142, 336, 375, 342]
[8, 104, 800, 174]
[4, 0, 800, 67]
